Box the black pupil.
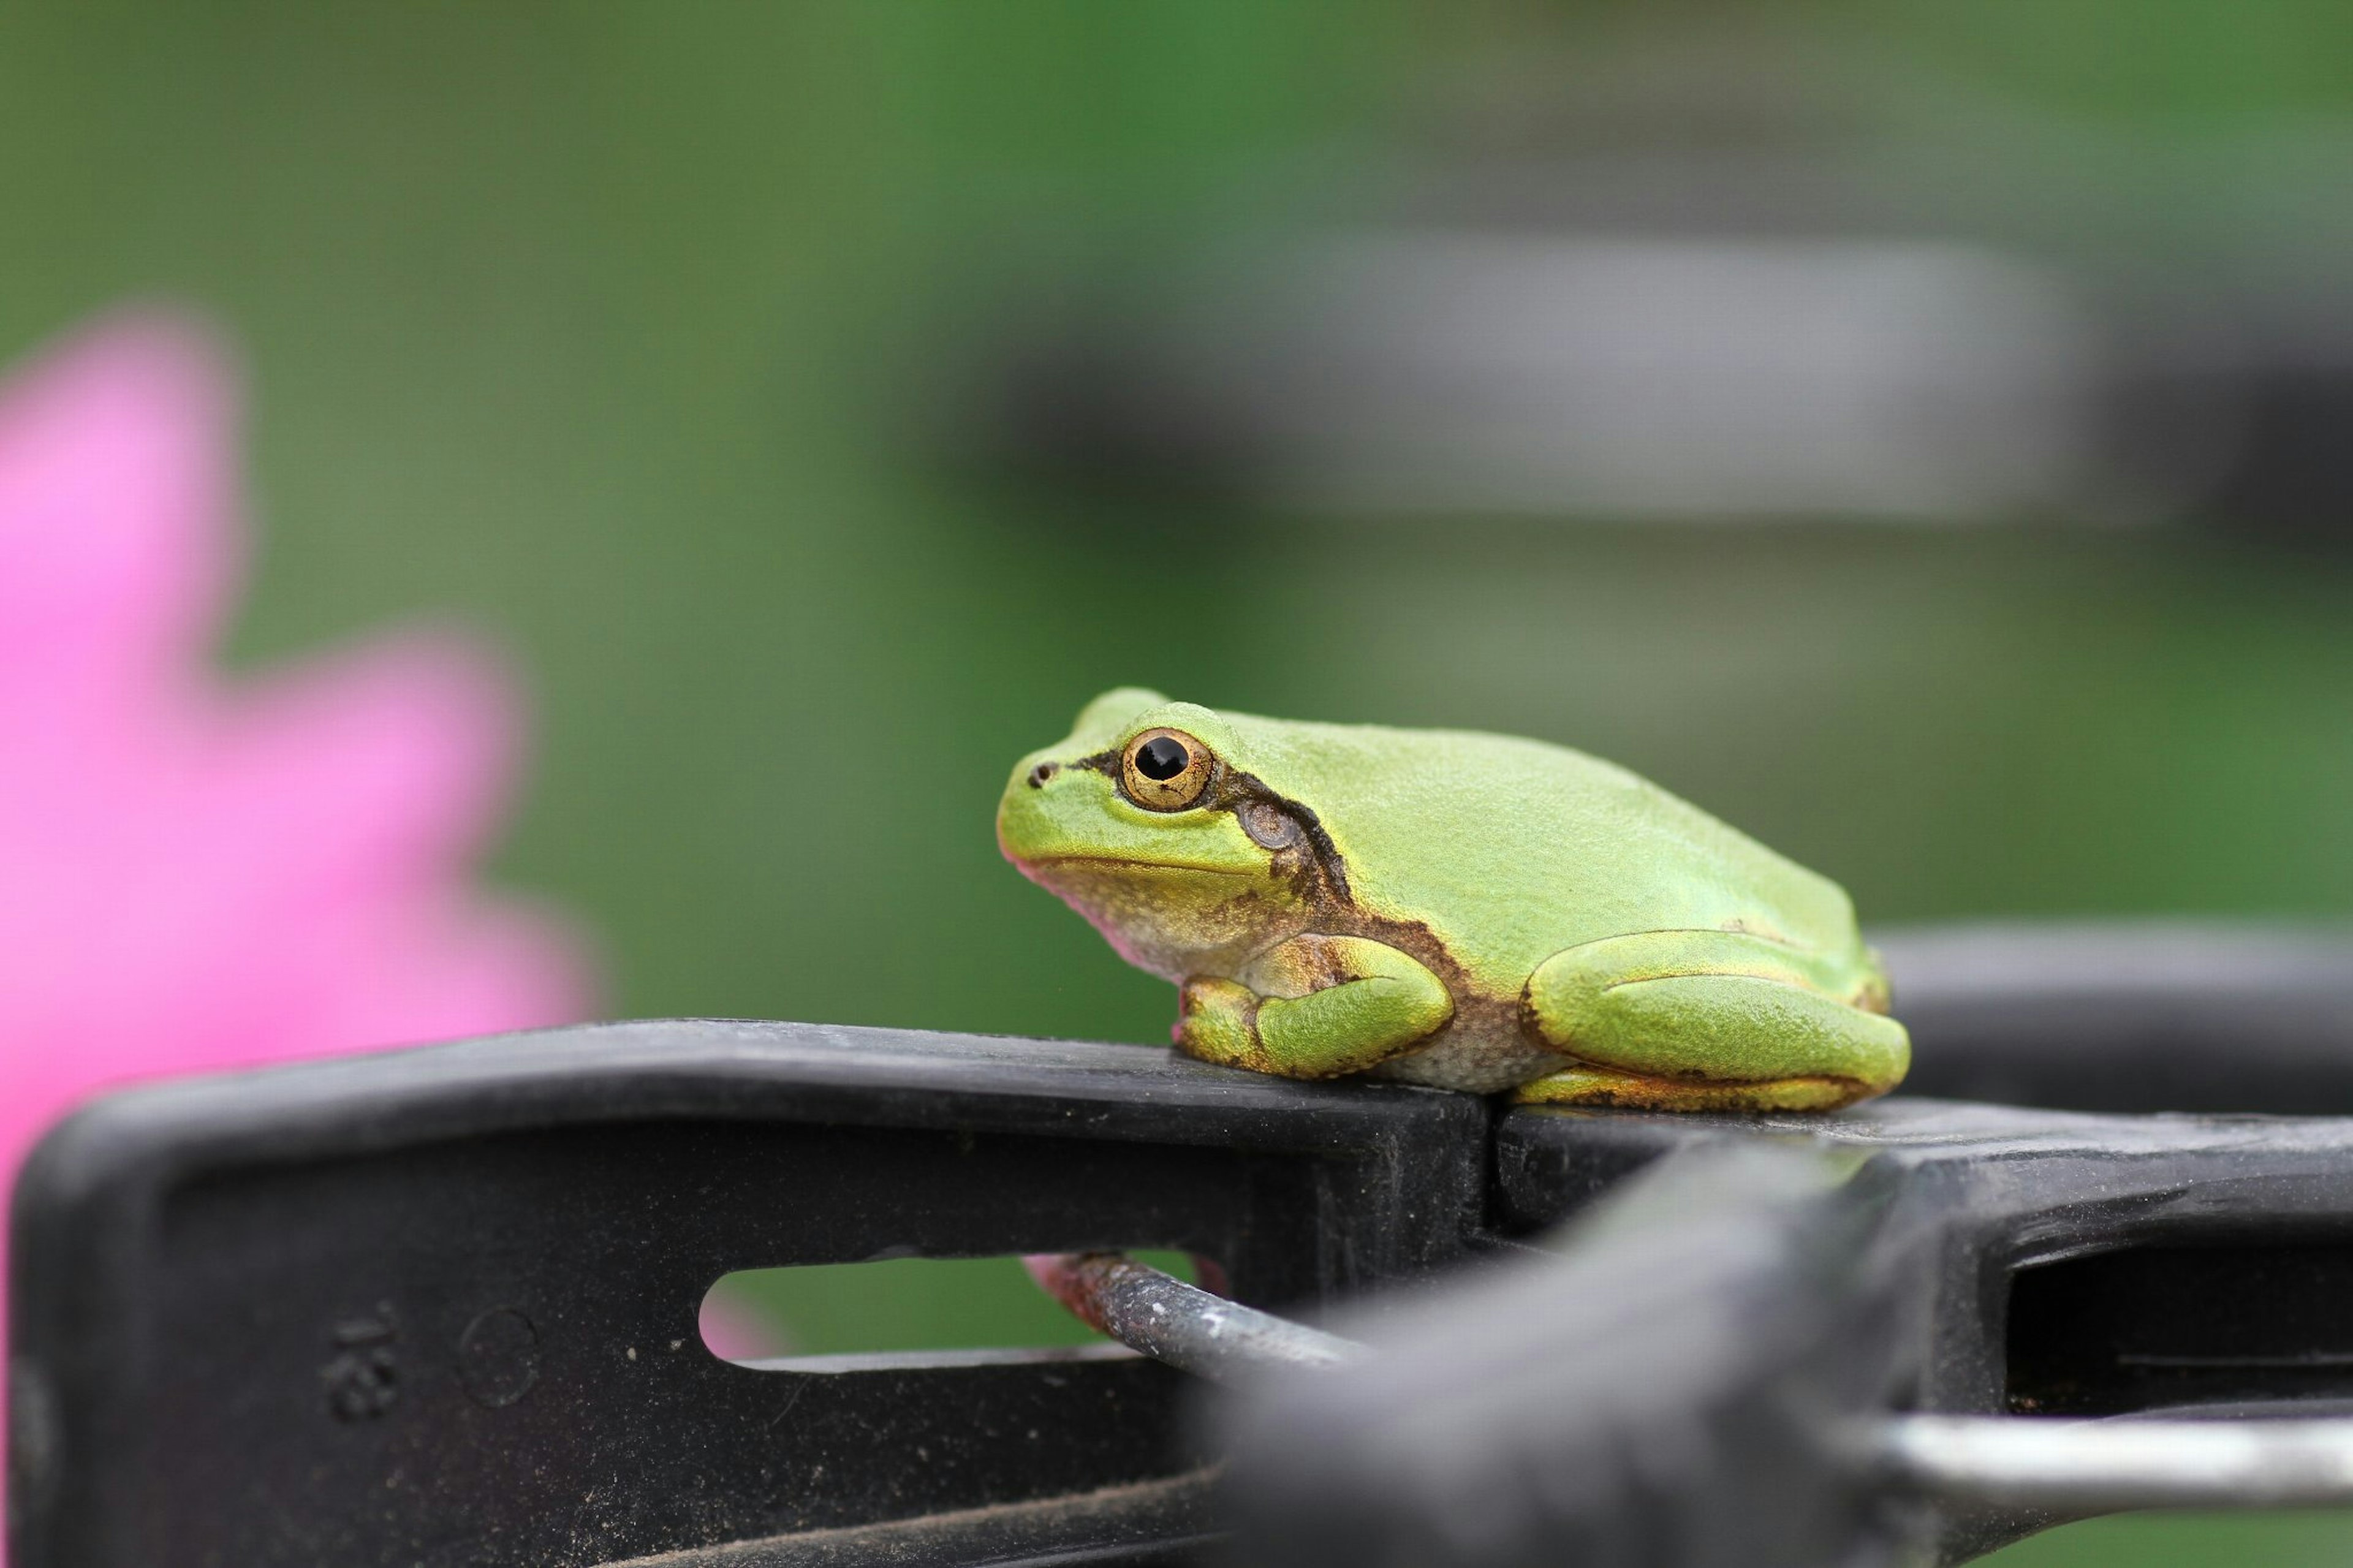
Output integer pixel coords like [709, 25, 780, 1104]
[1135, 736, 1191, 781]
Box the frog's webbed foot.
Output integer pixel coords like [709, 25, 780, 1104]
[1176, 934, 1452, 1080]
[1518, 930, 1908, 1113]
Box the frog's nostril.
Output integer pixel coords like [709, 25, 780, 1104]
[1028, 762, 1058, 789]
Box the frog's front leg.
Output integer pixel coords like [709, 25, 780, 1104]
[1176, 934, 1453, 1080]
[1517, 930, 1908, 1112]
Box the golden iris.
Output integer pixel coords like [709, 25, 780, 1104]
[1120, 727, 1215, 811]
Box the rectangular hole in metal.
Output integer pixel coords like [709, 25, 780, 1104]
[2007, 1243, 2353, 1416]
[701, 1251, 1203, 1372]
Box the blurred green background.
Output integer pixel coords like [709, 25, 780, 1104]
[6, 4, 2351, 1561]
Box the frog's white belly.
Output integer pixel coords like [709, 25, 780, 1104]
[1370, 1013, 1559, 1094]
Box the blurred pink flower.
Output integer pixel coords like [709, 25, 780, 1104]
[1, 315, 595, 1543]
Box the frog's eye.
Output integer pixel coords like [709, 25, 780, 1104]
[1120, 727, 1216, 811]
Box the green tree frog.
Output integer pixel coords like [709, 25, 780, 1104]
[997, 689, 1908, 1111]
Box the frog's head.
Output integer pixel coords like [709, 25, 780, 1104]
[998, 687, 1321, 980]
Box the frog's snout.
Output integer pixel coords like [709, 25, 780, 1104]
[1027, 761, 1058, 789]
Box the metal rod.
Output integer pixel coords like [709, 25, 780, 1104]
[1036, 1257, 2353, 1513]
[1025, 1252, 1365, 1382]
[1878, 1413, 2353, 1511]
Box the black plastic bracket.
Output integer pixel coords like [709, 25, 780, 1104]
[8, 1021, 1485, 1567]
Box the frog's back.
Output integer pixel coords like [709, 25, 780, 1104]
[1224, 711, 1863, 990]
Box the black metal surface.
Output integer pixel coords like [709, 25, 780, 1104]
[17, 922, 2353, 1568]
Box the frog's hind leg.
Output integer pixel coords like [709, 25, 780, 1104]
[1515, 930, 1908, 1113]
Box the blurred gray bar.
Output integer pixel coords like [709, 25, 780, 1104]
[1881, 1413, 2353, 1512]
[1876, 920, 2353, 1113]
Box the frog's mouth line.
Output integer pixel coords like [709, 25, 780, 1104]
[1018, 853, 1259, 880]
